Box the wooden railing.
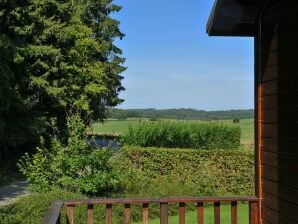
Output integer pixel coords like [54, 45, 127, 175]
[43, 196, 259, 224]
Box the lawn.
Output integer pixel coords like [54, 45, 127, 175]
[91, 118, 254, 146]
[132, 203, 249, 224]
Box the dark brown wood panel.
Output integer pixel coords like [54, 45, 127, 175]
[262, 42, 298, 68]
[262, 206, 298, 224]
[261, 124, 278, 138]
[262, 95, 277, 110]
[261, 81, 277, 96]
[262, 179, 298, 206]
[263, 192, 298, 221]
[259, 1, 298, 223]
[262, 91, 298, 109]
[261, 151, 298, 172]
[262, 137, 298, 154]
[262, 123, 298, 139]
[261, 66, 278, 83]
[261, 110, 277, 123]
[262, 27, 298, 53]
[262, 9, 298, 50]
[261, 58, 298, 82]
[262, 108, 298, 124]
[262, 165, 298, 189]
[262, 1, 298, 25]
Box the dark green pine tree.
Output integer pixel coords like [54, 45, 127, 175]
[0, 0, 126, 150]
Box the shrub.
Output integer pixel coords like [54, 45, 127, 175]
[114, 146, 254, 197]
[0, 189, 85, 224]
[122, 120, 240, 150]
[233, 118, 240, 124]
[18, 115, 121, 196]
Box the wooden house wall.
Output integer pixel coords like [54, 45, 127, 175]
[258, 1, 298, 223]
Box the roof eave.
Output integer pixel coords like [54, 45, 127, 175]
[206, 0, 262, 37]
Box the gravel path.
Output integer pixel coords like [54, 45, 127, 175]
[0, 181, 30, 206]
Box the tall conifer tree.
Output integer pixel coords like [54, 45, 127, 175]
[0, 0, 125, 150]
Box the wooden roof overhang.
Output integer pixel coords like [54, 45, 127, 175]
[206, 0, 265, 36]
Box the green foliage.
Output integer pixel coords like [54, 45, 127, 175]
[4, 145, 254, 224]
[233, 118, 240, 124]
[0, 189, 86, 224]
[18, 115, 121, 196]
[122, 120, 241, 150]
[0, 0, 125, 156]
[114, 146, 254, 197]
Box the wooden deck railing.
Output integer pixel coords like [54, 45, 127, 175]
[43, 196, 259, 224]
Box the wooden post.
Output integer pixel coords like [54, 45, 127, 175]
[231, 201, 237, 224]
[197, 202, 204, 224]
[106, 204, 112, 224]
[249, 201, 258, 224]
[179, 202, 186, 224]
[66, 205, 74, 224]
[124, 204, 131, 224]
[214, 202, 220, 224]
[160, 203, 168, 224]
[87, 204, 94, 224]
[142, 203, 149, 224]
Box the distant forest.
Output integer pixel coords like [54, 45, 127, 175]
[107, 108, 254, 120]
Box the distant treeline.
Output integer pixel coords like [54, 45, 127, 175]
[107, 108, 254, 120]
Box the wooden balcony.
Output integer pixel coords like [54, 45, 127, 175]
[43, 196, 258, 224]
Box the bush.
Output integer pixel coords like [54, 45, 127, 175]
[122, 120, 240, 150]
[233, 118, 240, 124]
[18, 115, 121, 196]
[114, 146, 254, 197]
[0, 189, 85, 224]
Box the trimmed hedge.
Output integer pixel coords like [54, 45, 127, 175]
[115, 146, 254, 197]
[122, 121, 240, 150]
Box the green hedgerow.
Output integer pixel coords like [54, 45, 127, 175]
[122, 120, 240, 150]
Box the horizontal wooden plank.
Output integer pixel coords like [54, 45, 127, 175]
[62, 196, 258, 206]
[261, 124, 278, 138]
[262, 26, 298, 53]
[261, 220, 272, 224]
[262, 165, 298, 188]
[262, 95, 277, 110]
[262, 42, 298, 69]
[262, 123, 298, 138]
[262, 9, 298, 47]
[261, 110, 278, 123]
[261, 108, 298, 123]
[261, 81, 277, 96]
[262, 179, 298, 206]
[262, 1, 298, 25]
[261, 58, 298, 82]
[262, 92, 298, 109]
[263, 192, 298, 221]
[261, 66, 278, 83]
[262, 205, 298, 224]
[262, 137, 298, 154]
[262, 151, 298, 172]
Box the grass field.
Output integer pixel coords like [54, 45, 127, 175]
[91, 118, 254, 146]
[132, 203, 249, 224]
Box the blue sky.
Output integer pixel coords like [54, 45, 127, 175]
[113, 0, 254, 110]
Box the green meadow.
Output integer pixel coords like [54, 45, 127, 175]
[132, 203, 249, 224]
[92, 118, 254, 146]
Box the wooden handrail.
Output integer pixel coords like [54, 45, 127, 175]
[42, 201, 63, 224]
[43, 196, 259, 224]
[62, 196, 258, 205]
